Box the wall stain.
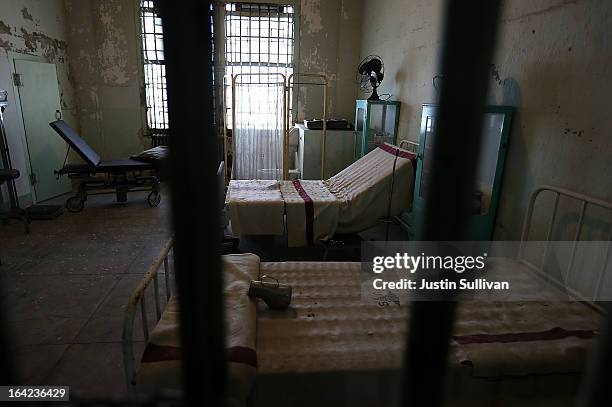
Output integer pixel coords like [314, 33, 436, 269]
[0, 20, 12, 34]
[20, 28, 68, 63]
[21, 7, 34, 22]
[302, 0, 323, 34]
[563, 128, 584, 138]
[490, 63, 504, 86]
[503, 0, 578, 23]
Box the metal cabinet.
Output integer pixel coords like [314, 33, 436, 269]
[297, 124, 355, 179]
[412, 103, 514, 240]
[354, 99, 401, 158]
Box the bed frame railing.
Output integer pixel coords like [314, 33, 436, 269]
[519, 185, 612, 305]
[122, 237, 175, 390]
[399, 139, 419, 154]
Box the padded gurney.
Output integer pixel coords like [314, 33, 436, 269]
[225, 143, 416, 246]
[50, 120, 161, 212]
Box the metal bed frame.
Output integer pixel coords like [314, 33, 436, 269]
[122, 184, 612, 392]
[518, 185, 612, 307]
[230, 72, 287, 181]
[286, 73, 328, 179]
[227, 72, 328, 182]
[122, 238, 174, 390]
[399, 139, 420, 153]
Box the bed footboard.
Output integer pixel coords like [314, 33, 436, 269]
[122, 237, 175, 390]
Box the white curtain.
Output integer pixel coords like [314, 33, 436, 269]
[234, 81, 285, 180]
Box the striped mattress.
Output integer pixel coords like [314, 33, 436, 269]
[136, 256, 601, 405]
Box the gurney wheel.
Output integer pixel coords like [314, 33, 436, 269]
[147, 191, 161, 207]
[66, 196, 84, 213]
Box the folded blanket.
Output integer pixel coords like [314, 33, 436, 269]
[136, 254, 260, 406]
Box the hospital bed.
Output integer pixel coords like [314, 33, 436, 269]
[226, 143, 417, 247]
[123, 185, 610, 406]
[49, 120, 162, 212]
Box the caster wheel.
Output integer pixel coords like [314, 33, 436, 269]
[147, 191, 161, 207]
[66, 196, 84, 213]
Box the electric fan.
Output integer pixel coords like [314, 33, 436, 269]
[357, 55, 385, 100]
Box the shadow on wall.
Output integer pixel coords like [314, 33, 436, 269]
[492, 76, 529, 240]
[391, 48, 418, 141]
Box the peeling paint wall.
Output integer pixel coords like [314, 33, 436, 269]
[360, 0, 612, 239]
[0, 0, 78, 201]
[297, 0, 363, 121]
[64, 0, 146, 159]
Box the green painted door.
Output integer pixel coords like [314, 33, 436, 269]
[15, 60, 71, 202]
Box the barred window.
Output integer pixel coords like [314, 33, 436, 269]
[140, 0, 168, 132]
[224, 2, 295, 128]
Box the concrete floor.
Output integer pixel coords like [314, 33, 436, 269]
[0, 188, 171, 398]
[0, 186, 408, 399]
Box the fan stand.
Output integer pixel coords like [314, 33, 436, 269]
[368, 85, 380, 101]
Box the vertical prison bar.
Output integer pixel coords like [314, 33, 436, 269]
[160, 0, 225, 405]
[401, 1, 503, 406]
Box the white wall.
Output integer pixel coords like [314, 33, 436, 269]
[360, 0, 612, 239]
[0, 0, 77, 204]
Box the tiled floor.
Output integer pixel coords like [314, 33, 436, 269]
[0, 188, 171, 398]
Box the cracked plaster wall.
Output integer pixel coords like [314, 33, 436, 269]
[360, 0, 612, 240]
[296, 0, 363, 121]
[64, 0, 146, 160]
[0, 0, 77, 200]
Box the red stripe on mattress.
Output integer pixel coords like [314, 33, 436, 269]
[453, 327, 595, 345]
[141, 344, 258, 368]
[378, 143, 416, 161]
[292, 179, 315, 245]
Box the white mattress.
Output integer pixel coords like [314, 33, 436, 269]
[134, 256, 601, 406]
[326, 143, 415, 234]
[256, 260, 600, 377]
[252, 259, 600, 406]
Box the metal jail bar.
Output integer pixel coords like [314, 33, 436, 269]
[401, 1, 503, 406]
[159, 0, 225, 405]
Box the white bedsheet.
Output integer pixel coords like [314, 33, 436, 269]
[327, 143, 415, 234]
[226, 180, 285, 236]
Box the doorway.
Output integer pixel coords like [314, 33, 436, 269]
[13, 58, 71, 203]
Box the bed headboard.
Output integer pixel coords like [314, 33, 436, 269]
[399, 139, 419, 154]
[519, 185, 612, 305]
